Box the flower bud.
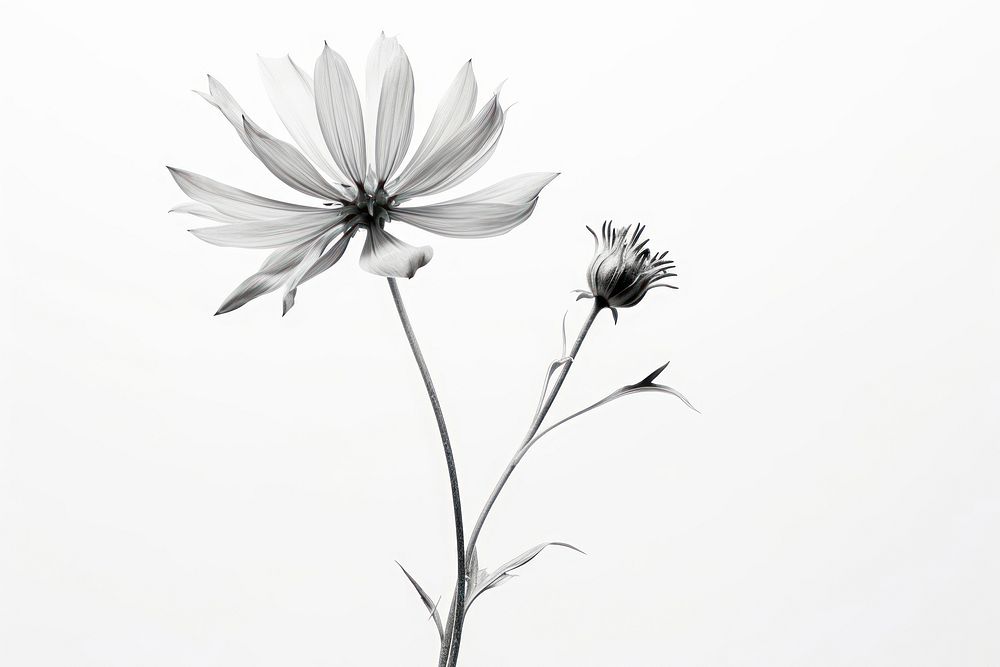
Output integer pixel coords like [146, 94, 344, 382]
[583, 222, 677, 310]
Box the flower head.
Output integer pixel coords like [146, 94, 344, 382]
[579, 222, 677, 317]
[169, 34, 557, 315]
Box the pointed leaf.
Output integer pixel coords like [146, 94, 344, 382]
[638, 361, 670, 386]
[529, 356, 572, 430]
[526, 364, 698, 452]
[396, 562, 444, 641]
[560, 310, 569, 358]
[466, 542, 584, 610]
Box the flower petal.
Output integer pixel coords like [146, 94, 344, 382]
[242, 117, 349, 201]
[389, 92, 504, 201]
[373, 44, 415, 183]
[359, 224, 433, 278]
[167, 167, 327, 220]
[169, 202, 247, 224]
[405, 60, 477, 172]
[257, 55, 350, 185]
[282, 227, 356, 315]
[314, 43, 367, 186]
[446, 172, 559, 205]
[189, 216, 347, 249]
[197, 76, 348, 201]
[365, 33, 402, 160]
[391, 199, 537, 238]
[300, 225, 357, 284]
[215, 234, 327, 314]
[195, 75, 257, 153]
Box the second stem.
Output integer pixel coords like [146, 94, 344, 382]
[444, 300, 603, 667]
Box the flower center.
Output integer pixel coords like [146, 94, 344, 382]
[355, 186, 394, 227]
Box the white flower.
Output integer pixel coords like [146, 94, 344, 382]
[169, 34, 558, 315]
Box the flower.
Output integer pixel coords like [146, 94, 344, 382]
[168, 34, 557, 315]
[577, 222, 677, 319]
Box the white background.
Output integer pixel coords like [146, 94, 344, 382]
[2, 0, 998, 664]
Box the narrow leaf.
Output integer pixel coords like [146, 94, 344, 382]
[530, 356, 572, 430]
[560, 309, 569, 358]
[638, 361, 670, 386]
[396, 561, 444, 641]
[525, 364, 698, 452]
[466, 542, 584, 610]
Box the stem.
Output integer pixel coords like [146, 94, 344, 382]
[386, 278, 466, 666]
[464, 301, 602, 560]
[444, 300, 602, 667]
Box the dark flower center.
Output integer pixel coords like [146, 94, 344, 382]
[353, 186, 395, 227]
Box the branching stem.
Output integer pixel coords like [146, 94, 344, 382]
[441, 300, 603, 667]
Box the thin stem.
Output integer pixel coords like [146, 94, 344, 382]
[386, 278, 466, 667]
[440, 300, 602, 667]
[464, 300, 602, 562]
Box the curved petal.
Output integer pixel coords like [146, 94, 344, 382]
[446, 172, 559, 204]
[373, 46, 415, 183]
[169, 202, 248, 224]
[257, 55, 350, 185]
[314, 44, 366, 186]
[405, 60, 477, 172]
[195, 75, 257, 153]
[359, 224, 433, 278]
[196, 76, 348, 202]
[282, 226, 356, 315]
[391, 199, 537, 238]
[189, 216, 347, 249]
[243, 117, 349, 201]
[389, 92, 504, 201]
[215, 232, 330, 314]
[167, 167, 328, 220]
[301, 224, 358, 284]
[365, 33, 402, 161]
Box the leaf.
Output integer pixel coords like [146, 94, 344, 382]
[529, 356, 572, 429]
[526, 362, 698, 450]
[396, 561, 444, 641]
[466, 542, 584, 610]
[560, 309, 569, 357]
[465, 547, 481, 596]
[638, 361, 670, 386]
[467, 547, 479, 582]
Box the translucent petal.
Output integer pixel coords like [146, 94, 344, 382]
[314, 44, 367, 185]
[389, 93, 504, 201]
[282, 227, 356, 314]
[257, 55, 348, 184]
[189, 216, 346, 249]
[374, 46, 415, 183]
[404, 60, 477, 175]
[300, 225, 356, 283]
[197, 76, 347, 201]
[242, 117, 349, 201]
[281, 225, 350, 317]
[390, 199, 537, 238]
[167, 167, 327, 220]
[169, 202, 248, 224]
[446, 172, 558, 205]
[215, 234, 327, 314]
[365, 33, 402, 161]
